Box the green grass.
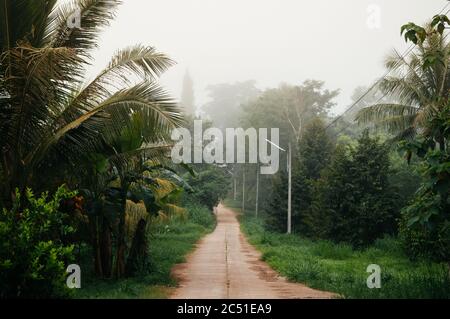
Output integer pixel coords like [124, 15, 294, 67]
[239, 213, 450, 299]
[74, 204, 216, 299]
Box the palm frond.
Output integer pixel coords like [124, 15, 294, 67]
[28, 82, 181, 169]
[45, 0, 121, 58]
[1, 44, 83, 152]
[0, 0, 58, 50]
[356, 104, 418, 124]
[380, 76, 428, 106]
[374, 114, 417, 134]
[59, 45, 175, 124]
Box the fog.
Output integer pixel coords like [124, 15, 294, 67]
[89, 0, 445, 115]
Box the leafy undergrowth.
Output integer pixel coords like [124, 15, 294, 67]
[239, 213, 450, 299]
[74, 204, 215, 299]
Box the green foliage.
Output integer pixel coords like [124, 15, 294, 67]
[401, 22, 427, 44]
[298, 118, 335, 180]
[396, 101, 450, 262]
[357, 19, 450, 142]
[399, 150, 450, 262]
[240, 215, 450, 299]
[75, 202, 215, 299]
[0, 0, 181, 205]
[0, 186, 77, 298]
[314, 131, 399, 247]
[236, 81, 339, 217]
[267, 169, 302, 233]
[183, 166, 230, 210]
[388, 151, 422, 208]
[401, 14, 449, 45]
[358, 14, 450, 263]
[267, 118, 334, 234]
[185, 202, 216, 229]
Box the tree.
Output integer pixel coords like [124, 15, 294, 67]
[180, 70, 195, 116]
[203, 80, 260, 129]
[296, 118, 334, 236]
[242, 80, 339, 147]
[399, 104, 450, 262]
[183, 166, 230, 210]
[241, 81, 339, 217]
[356, 21, 450, 147]
[267, 118, 334, 234]
[0, 0, 182, 206]
[355, 13, 450, 262]
[315, 131, 399, 247]
[298, 118, 334, 180]
[267, 160, 309, 233]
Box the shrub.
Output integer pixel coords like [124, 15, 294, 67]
[399, 212, 450, 262]
[398, 148, 450, 263]
[183, 167, 230, 210]
[0, 186, 76, 299]
[185, 202, 216, 229]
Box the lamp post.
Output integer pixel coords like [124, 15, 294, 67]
[287, 142, 292, 235]
[255, 164, 259, 218]
[242, 169, 245, 213]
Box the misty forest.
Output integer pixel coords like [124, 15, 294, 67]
[0, 0, 450, 299]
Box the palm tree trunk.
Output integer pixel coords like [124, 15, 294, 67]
[90, 216, 103, 277]
[113, 187, 128, 279]
[126, 219, 148, 276]
[100, 218, 112, 278]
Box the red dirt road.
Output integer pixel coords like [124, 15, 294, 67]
[170, 204, 335, 299]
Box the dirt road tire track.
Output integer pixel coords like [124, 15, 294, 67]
[170, 204, 336, 299]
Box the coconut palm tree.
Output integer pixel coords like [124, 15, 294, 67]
[356, 25, 450, 148]
[0, 0, 182, 206]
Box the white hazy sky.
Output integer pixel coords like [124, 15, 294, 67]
[88, 0, 447, 114]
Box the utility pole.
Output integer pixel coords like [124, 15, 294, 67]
[255, 165, 259, 218]
[287, 142, 292, 234]
[242, 170, 246, 214]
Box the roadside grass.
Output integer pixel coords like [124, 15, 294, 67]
[74, 204, 216, 299]
[235, 206, 450, 299]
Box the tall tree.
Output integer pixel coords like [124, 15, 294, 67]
[314, 131, 399, 247]
[298, 118, 334, 180]
[180, 70, 195, 116]
[203, 80, 260, 129]
[242, 80, 339, 148]
[241, 82, 338, 221]
[267, 118, 334, 234]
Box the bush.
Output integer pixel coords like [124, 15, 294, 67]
[399, 212, 450, 262]
[183, 167, 230, 210]
[186, 202, 216, 229]
[0, 186, 76, 299]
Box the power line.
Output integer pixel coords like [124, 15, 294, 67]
[326, 2, 450, 132]
[326, 45, 415, 131]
